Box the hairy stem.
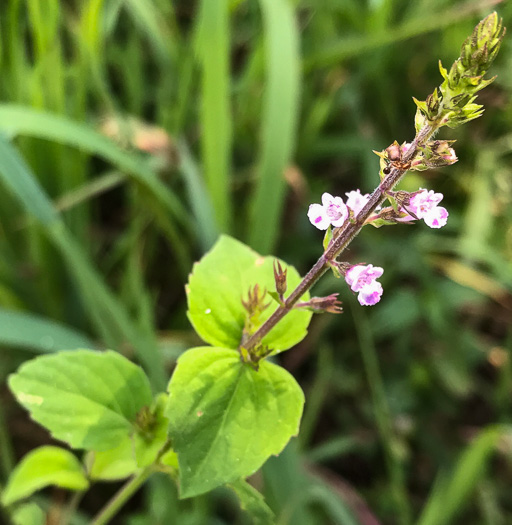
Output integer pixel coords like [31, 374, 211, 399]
[240, 123, 435, 353]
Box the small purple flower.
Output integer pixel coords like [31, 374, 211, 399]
[406, 188, 449, 229]
[308, 192, 348, 230]
[358, 281, 383, 306]
[345, 190, 370, 217]
[345, 264, 384, 306]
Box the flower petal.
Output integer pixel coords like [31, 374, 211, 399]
[321, 192, 335, 207]
[423, 206, 449, 228]
[345, 190, 370, 217]
[357, 282, 383, 306]
[307, 203, 330, 230]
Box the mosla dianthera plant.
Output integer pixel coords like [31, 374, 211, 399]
[1, 12, 505, 525]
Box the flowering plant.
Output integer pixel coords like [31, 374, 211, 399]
[1, 12, 505, 525]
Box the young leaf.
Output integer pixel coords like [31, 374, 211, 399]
[10, 503, 45, 525]
[227, 479, 276, 525]
[8, 350, 153, 451]
[1, 446, 89, 507]
[187, 235, 312, 353]
[166, 347, 304, 498]
[133, 393, 171, 468]
[87, 437, 138, 481]
[88, 394, 171, 480]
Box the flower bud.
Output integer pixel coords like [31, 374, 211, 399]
[296, 293, 343, 314]
[273, 260, 288, 297]
[416, 13, 504, 130]
[385, 141, 401, 161]
[242, 284, 270, 316]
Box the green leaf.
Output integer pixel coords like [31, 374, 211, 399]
[322, 225, 333, 252]
[10, 503, 45, 525]
[227, 479, 276, 525]
[166, 347, 304, 498]
[187, 235, 312, 353]
[87, 437, 138, 481]
[8, 350, 153, 451]
[133, 393, 170, 468]
[1, 446, 89, 506]
[0, 309, 95, 353]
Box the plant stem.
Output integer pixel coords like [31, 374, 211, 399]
[60, 489, 86, 525]
[90, 466, 154, 525]
[241, 123, 435, 353]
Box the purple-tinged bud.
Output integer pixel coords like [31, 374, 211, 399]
[385, 141, 401, 161]
[401, 142, 412, 156]
[273, 260, 288, 297]
[392, 191, 412, 209]
[426, 140, 458, 166]
[441, 147, 458, 165]
[375, 206, 417, 224]
[242, 284, 270, 315]
[295, 293, 343, 314]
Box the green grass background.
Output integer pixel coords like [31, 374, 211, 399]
[1, 0, 511, 523]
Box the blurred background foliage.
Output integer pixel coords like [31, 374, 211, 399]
[0, 0, 511, 524]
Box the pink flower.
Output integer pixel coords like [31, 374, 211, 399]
[401, 142, 412, 155]
[345, 190, 370, 217]
[345, 264, 384, 306]
[441, 148, 458, 165]
[409, 189, 442, 214]
[308, 193, 348, 230]
[357, 281, 384, 306]
[406, 188, 449, 229]
[423, 206, 448, 228]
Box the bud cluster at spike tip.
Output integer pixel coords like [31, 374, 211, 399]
[414, 12, 505, 130]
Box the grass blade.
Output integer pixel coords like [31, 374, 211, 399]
[248, 0, 300, 253]
[0, 309, 95, 353]
[417, 426, 506, 525]
[195, 0, 232, 233]
[122, 0, 176, 63]
[177, 141, 218, 251]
